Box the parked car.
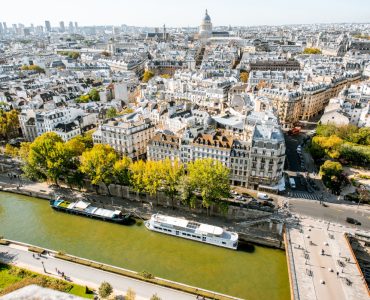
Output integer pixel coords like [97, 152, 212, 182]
[289, 178, 296, 189]
[346, 217, 361, 225]
[257, 192, 270, 200]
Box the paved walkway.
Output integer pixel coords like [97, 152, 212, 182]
[287, 216, 370, 300]
[0, 244, 196, 300]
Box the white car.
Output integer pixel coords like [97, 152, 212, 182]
[257, 192, 270, 200]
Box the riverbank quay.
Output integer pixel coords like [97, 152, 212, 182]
[0, 173, 286, 249]
[284, 214, 370, 300]
[0, 240, 241, 300]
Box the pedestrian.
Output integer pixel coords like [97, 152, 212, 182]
[336, 271, 339, 277]
[32, 253, 35, 258]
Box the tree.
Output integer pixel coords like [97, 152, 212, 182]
[143, 160, 163, 205]
[160, 158, 184, 208]
[303, 47, 322, 54]
[142, 70, 154, 83]
[65, 136, 86, 156]
[150, 294, 161, 300]
[101, 51, 111, 57]
[0, 109, 20, 141]
[125, 288, 136, 300]
[160, 74, 171, 79]
[20, 65, 45, 73]
[18, 142, 31, 161]
[129, 160, 147, 194]
[114, 156, 132, 186]
[98, 281, 113, 299]
[89, 88, 100, 101]
[178, 175, 197, 209]
[22, 132, 73, 184]
[79, 144, 118, 195]
[187, 159, 230, 215]
[312, 135, 343, 159]
[4, 144, 18, 157]
[320, 160, 344, 195]
[240, 71, 249, 83]
[106, 107, 118, 118]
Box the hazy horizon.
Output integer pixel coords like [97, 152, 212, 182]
[2, 0, 370, 28]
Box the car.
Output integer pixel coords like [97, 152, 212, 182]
[346, 217, 361, 225]
[257, 192, 270, 200]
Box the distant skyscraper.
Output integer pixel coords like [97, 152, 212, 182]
[68, 21, 74, 33]
[59, 21, 65, 32]
[3, 22, 7, 32]
[74, 22, 78, 30]
[0, 22, 3, 34]
[45, 20, 51, 32]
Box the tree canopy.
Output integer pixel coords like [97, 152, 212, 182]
[319, 160, 345, 195]
[0, 109, 20, 141]
[240, 71, 249, 83]
[142, 70, 154, 83]
[79, 144, 118, 193]
[303, 47, 322, 54]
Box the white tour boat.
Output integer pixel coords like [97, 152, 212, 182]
[145, 214, 238, 250]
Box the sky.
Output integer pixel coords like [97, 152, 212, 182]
[1, 0, 370, 27]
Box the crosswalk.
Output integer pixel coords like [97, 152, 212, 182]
[287, 191, 320, 200]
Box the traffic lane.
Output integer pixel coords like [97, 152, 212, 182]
[284, 133, 304, 172]
[289, 199, 370, 230]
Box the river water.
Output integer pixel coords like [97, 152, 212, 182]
[0, 192, 290, 300]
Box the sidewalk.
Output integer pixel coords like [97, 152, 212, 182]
[286, 216, 370, 300]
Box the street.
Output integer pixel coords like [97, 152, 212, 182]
[287, 197, 370, 230]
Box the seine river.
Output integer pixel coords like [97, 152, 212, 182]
[0, 192, 290, 299]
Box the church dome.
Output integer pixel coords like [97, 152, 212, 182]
[203, 10, 211, 22]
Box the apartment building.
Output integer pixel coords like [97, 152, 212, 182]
[93, 115, 155, 159]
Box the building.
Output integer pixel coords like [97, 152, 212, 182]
[259, 88, 303, 129]
[148, 111, 286, 193]
[199, 10, 212, 41]
[44, 20, 51, 32]
[59, 21, 65, 33]
[93, 115, 155, 159]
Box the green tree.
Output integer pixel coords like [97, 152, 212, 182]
[106, 107, 118, 118]
[0, 109, 20, 141]
[114, 156, 132, 186]
[22, 133, 73, 185]
[150, 294, 161, 300]
[98, 281, 113, 299]
[79, 144, 118, 195]
[303, 47, 322, 54]
[126, 288, 136, 300]
[88, 88, 100, 101]
[178, 175, 198, 209]
[320, 160, 344, 195]
[143, 160, 163, 205]
[240, 71, 249, 83]
[142, 70, 154, 83]
[160, 74, 171, 79]
[129, 160, 147, 194]
[4, 144, 19, 157]
[187, 159, 230, 215]
[160, 158, 184, 208]
[21, 65, 45, 73]
[18, 142, 31, 161]
[65, 136, 86, 156]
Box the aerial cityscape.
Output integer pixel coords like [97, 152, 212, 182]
[0, 1, 370, 300]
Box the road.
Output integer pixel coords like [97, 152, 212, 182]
[0, 245, 196, 300]
[287, 197, 370, 230]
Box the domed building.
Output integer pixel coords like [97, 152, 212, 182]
[199, 9, 212, 41]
